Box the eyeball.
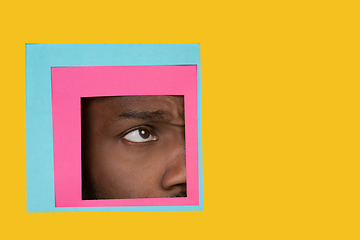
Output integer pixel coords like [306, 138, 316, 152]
[123, 128, 158, 143]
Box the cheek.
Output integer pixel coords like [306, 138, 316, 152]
[90, 140, 167, 198]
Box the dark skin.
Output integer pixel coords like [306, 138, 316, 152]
[82, 95, 186, 199]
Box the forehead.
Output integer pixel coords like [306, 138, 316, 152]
[82, 95, 184, 118]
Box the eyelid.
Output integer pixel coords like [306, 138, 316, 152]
[118, 125, 154, 137]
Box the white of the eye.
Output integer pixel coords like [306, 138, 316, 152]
[123, 129, 154, 142]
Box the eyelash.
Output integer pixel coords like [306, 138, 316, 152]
[119, 125, 158, 144]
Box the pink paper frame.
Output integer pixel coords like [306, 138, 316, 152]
[52, 65, 199, 207]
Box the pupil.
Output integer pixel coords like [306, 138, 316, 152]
[139, 129, 150, 139]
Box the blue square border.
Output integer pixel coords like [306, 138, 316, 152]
[26, 43, 203, 212]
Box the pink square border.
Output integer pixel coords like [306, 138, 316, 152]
[51, 65, 199, 208]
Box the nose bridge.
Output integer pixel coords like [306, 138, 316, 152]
[161, 127, 186, 190]
[172, 126, 186, 168]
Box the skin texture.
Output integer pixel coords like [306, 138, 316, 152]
[81, 95, 186, 199]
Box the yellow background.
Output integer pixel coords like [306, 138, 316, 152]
[1, 0, 359, 239]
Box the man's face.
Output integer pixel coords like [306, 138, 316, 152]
[81, 95, 186, 199]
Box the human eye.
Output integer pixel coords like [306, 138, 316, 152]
[122, 127, 158, 143]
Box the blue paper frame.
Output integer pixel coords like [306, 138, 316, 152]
[26, 44, 203, 212]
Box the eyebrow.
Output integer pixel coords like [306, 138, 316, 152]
[117, 110, 175, 121]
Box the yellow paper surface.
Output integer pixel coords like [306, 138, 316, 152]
[1, 0, 359, 239]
